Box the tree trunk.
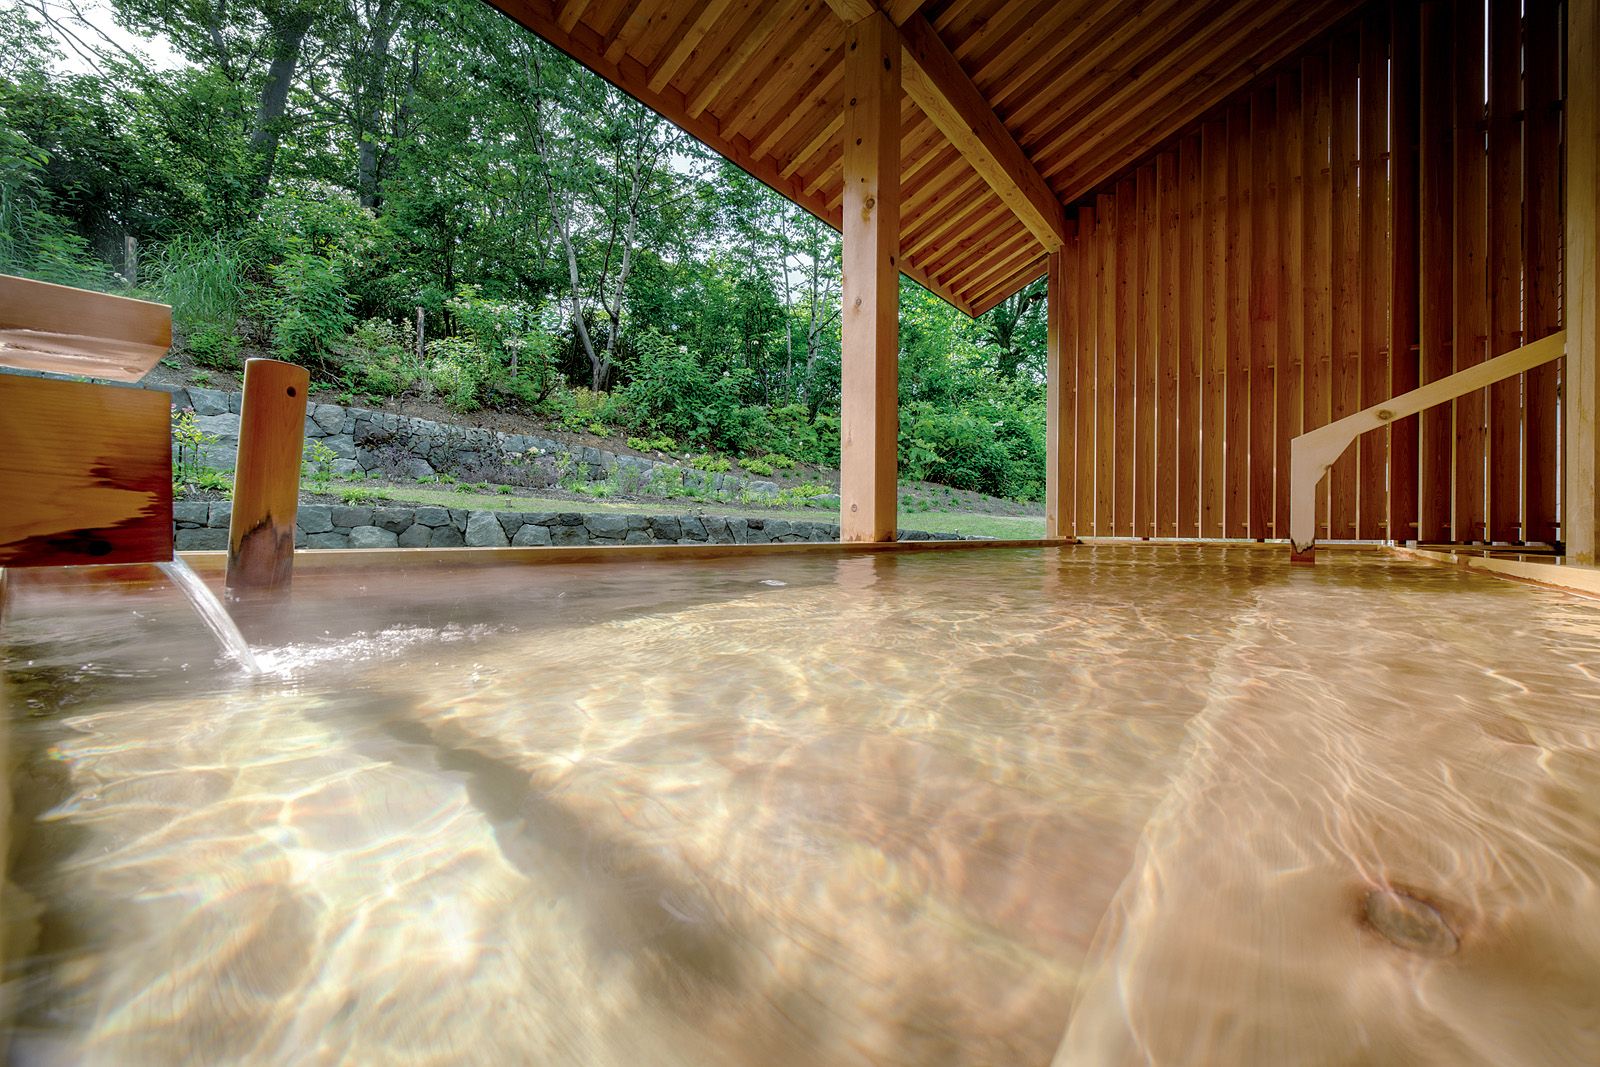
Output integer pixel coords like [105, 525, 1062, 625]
[248, 5, 315, 205]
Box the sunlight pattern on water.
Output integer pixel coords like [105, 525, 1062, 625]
[2, 546, 1598, 1066]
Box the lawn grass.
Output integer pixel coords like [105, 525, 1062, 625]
[318, 482, 1046, 540]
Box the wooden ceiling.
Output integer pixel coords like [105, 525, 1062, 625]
[487, 0, 1363, 315]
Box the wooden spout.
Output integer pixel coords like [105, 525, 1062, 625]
[226, 358, 308, 600]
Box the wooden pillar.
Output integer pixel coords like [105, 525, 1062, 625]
[1569, 0, 1600, 564]
[839, 11, 900, 543]
[226, 358, 309, 599]
[1045, 244, 1073, 539]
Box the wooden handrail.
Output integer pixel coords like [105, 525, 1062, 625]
[1288, 330, 1567, 560]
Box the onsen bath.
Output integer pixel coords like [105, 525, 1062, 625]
[3, 543, 1599, 1065]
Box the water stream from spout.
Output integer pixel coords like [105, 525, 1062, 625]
[157, 559, 261, 674]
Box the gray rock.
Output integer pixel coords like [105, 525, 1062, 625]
[549, 525, 589, 546]
[702, 516, 732, 544]
[372, 507, 413, 533]
[395, 454, 434, 481]
[414, 506, 451, 528]
[679, 517, 707, 541]
[764, 519, 792, 540]
[298, 505, 334, 534]
[465, 511, 509, 547]
[187, 387, 229, 416]
[726, 518, 748, 543]
[429, 526, 465, 548]
[207, 502, 233, 528]
[522, 512, 560, 526]
[226, 392, 242, 413]
[496, 512, 524, 537]
[746, 480, 780, 496]
[624, 530, 653, 544]
[331, 506, 372, 529]
[348, 525, 399, 549]
[164, 387, 191, 410]
[648, 516, 681, 540]
[322, 435, 357, 461]
[809, 493, 842, 509]
[397, 523, 430, 547]
[554, 513, 585, 526]
[294, 527, 306, 549]
[174, 527, 228, 551]
[448, 509, 470, 531]
[586, 514, 630, 539]
[331, 460, 360, 477]
[194, 412, 240, 442]
[172, 501, 209, 526]
[306, 532, 350, 549]
[311, 403, 345, 434]
[511, 524, 552, 547]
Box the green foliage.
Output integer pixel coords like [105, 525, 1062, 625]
[343, 317, 415, 397]
[741, 458, 773, 476]
[763, 454, 796, 470]
[339, 486, 379, 505]
[691, 453, 731, 474]
[616, 329, 765, 452]
[425, 336, 490, 411]
[266, 252, 354, 365]
[545, 386, 619, 432]
[627, 434, 674, 452]
[170, 405, 228, 493]
[302, 439, 338, 492]
[153, 233, 251, 329]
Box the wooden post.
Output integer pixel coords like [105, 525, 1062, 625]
[226, 358, 308, 598]
[1569, 0, 1600, 564]
[1045, 244, 1074, 539]
[839, 10, 900, 543]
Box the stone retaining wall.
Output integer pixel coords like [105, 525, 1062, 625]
[172, 385, 800, 503]
[172, 501, 959, 551]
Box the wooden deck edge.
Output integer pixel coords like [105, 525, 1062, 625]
[175, 537, 1075, 575]
[1389, 545, 1600, 599]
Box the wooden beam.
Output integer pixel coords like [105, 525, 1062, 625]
[1330, 33, 1360, 540]
[1157, 150, 1180, 538]
[1569, 0, 1600, 564]
[1177, 134, 1202, 538]
[647, 0, 740, 92]
[1524, 0, 1563, 544]
[1357, 11, 1390, 540]
[1417, 1, 1454, 543]
[1276, 72, 1304, 541]
[896, 12, 1067, 251]
[1076, 205, 1098, 535]
[1487, 0, 1523, 541]
[1454, 0, 1489, 542]
[1225, 100, 1251, 539]
[227, 358, 308, 600]
[838, 11, 900, 542]
[885, 0, 926, 25]
[1045, 244, 1074, 539]
[1303, 51, 1334, 540]
[1096, 192, 1116, 535]
[1114, 176, 1137, 535]
[1389, 0, 1421, 545]
[1201, 119, 1227, 539]
[1135, 164, 1158, 538]
[1249, 83, 1277, 541]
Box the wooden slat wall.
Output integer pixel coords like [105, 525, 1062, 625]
[1053, 0, 1566, 544]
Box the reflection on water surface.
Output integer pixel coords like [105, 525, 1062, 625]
[2, 545, 1598, 1066]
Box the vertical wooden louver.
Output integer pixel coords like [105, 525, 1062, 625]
[1052, 0, 1567, 544]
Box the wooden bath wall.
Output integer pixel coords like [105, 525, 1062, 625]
[0, 374, 174, 567]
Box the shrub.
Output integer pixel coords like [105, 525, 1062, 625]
[627, 434, 674, 452]
[742, 457, 773, 476]
[764, 454, 796, 470]
[302, 439, 338, 492]
[425, 335, 491, 411]
[615, 330, 764, 452]
[266, 252, 354, 366]
[183, 321, 242, 370]
[691, 453, 731, 473]
[152, 233, 251, 331]
[339, 486, 379, 505]
[342, 317, 416, 398]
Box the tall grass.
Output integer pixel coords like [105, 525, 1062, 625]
[150, 233, 251, 328]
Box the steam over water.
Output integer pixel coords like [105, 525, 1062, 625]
[2, 546, 1598, 1065]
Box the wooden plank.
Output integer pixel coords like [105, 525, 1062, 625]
[1570, 0, 1600, 565]
[1524, 0, 1563, 543]
[1249, 83, 1278, 540]
[1096, 192, 1117, 535]
[0, 375, 172, 567]
[838, 12, 900, 542]
[1418, 1, 1455, 543]
[227, 358, 309, 598]
[685, 1, 795, 119]
[1076, 205, 1098, 535]
[1454, 0, 1490, 542]
[1225, 100, 1252, 538]
[1135, 164, 1158, 538]
[1358, 9, 1391, 540]
[1329, 32, 1361, 539]
[1177, 134, 1202, 538]
[1276, 73, 1305, 541]
[1389, 0, 1421, 545]
[0, 274, 172, 381]
[1115, 176, 1138, 536]
[1157, 150, 1180, 538]
[896, 12, 1068, 251]
[1202, 119, 1228, 538]
[1303, 51, 1334, 539]
[1487, 0, 1524, 541]
[1045, 243, 1074, 539]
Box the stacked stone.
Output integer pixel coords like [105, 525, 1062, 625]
[169, 386, 790, 499]
[173, 502, 963, 551]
